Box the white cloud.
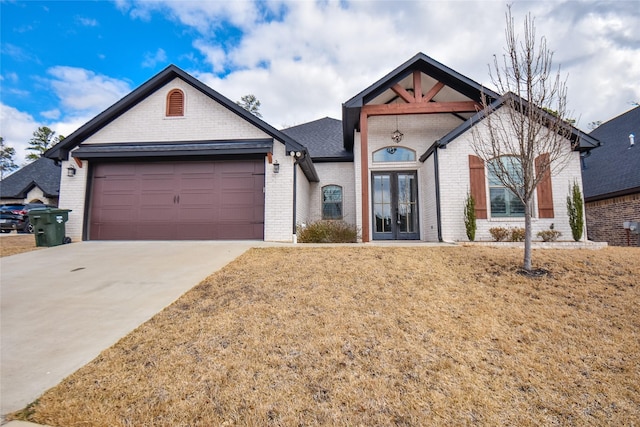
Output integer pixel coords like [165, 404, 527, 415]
[2, 72, 20, 83]
[76, 16, 99, 27]
[193, 40, 226, 73]
[0, 103, 38, 165]
[184, 0, 639, 129]
[46, 66, 131, 116]
[3, 0, 639, 167]
[0, 104, 94, 166]
[142, 48, 168, 68]
[0, 67, 132, 167]
[40, 109, 61, 120]
[118, 0, 271, 32]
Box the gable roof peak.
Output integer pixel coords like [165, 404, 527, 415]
[341, 52, 500, 152]
[45, 64, 309, 157]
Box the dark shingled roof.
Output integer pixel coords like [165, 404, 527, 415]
[582, 106, 640, 201]
[0, 157, 61, 199]
[281, 117, 352, 162]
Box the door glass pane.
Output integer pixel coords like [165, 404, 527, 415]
[397, 174, 418, 233]
[373, 175, 391, 233]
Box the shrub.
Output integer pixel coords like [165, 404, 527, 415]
[510, 227, 526, 242]
[566, 181, 584, 241]
[464, 192, 477, 241]
[537, 229, 562, 242]
[297, 220, 359, 243]
[489, 227, 510, 242]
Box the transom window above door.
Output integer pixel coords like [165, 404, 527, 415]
[373, 147, 416, 162]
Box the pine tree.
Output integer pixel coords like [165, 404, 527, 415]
[26, 126, 64, 161]
[0, 137, 19, 179]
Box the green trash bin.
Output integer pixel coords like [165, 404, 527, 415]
[30, 208, 72, 247]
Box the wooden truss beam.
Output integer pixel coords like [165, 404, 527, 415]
[391, 84, 414, 104]
[362, 101, 480, 116]
[413, 71, 423, 101]
[391, 73, 446, 105]
[422, 81, 445, 103]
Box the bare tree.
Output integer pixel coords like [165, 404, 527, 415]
[471, 6, 574, 272]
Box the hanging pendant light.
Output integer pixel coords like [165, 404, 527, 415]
[391, 114, 403, 143]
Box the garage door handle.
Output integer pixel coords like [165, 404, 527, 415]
[177, 195, 180, 204]
[173, 195, 180, 204]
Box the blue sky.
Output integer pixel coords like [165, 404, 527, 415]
[1, 0, 639, 166]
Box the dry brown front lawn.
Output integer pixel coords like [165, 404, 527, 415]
[12, 246, 640, 426]
[0, 234, 42, 257]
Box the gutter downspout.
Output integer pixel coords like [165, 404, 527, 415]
[434, 144, 443, 242]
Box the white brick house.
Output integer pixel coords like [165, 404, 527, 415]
[47, 53, 599, 242]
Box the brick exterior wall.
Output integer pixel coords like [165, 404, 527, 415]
[60, 77, 300, 242]
[436, 109, 586, 243]
[58, 158, 89, 241]
[421, 155, 438, 241]
[358, 114, 464, 241]
[264, 142, 297, 242]
[303, 162, 356, 227]
[586, 193, 640, 246]
[85, 78, 271, 144]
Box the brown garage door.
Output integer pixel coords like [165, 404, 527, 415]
[89, 160, 264, 240]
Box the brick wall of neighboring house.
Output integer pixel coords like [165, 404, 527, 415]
[585, 193, 640, 246]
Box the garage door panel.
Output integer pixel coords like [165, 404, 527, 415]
[137, 224, 175, 240]
[95, 207, 136, 221]
[179, 178, 217, 191]
[94, 224, 135, 240]
[99, 194, 137, 207]
[178, 191, 219, 205]
[139, 208, 174, 221]
[90, 160, 264, 240]
[179, 207, 218, 222]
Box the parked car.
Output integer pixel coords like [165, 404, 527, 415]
[0, 203, 57, 234]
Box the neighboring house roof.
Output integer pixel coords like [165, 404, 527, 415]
[582, 106, 640, 201]
[281, 117, 352, 162]
[342, 52, 500, 152]
[420, 92, 601, 161]
[0, 157, 60, 199]
[45, 64, 319, 182]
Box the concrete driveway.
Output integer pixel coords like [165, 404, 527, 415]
[0, 240, 254, 418]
